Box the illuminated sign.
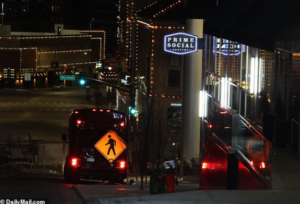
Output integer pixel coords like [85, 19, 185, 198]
[171, 103, 182, 107]
[60, 75, 75, 81]
[121, 75, 130, 86]
[215, 38, 243, 55]
[95, 61, 102, 68]
[24, 73, 31, 81]
[164, 32, 198, 55]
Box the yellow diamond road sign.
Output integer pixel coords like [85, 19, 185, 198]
[94, 130, 127, 163]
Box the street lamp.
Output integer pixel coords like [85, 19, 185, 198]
[90, 18, 95, 30]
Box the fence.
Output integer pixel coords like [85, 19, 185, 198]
[0, 132, 68, 173]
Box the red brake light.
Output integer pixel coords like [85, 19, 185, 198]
[207, 124, 213, 129]
[259, 161, 266, 169]
[107, 110, 111, 112]
[99, 109, 104, 112]
[71, 158, 80, 167]
[120, 122, 125, 127]
[202, 162, 208, 169]
[77, 120, 82, 125]
[116, 161, 126, 169]
[120, 161, 126, 169]
[92, 109, 97, 112]
[74, 111, 79, 114]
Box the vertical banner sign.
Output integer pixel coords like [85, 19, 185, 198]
[164, 32, 198, 55]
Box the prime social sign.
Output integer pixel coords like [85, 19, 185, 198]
[164, 32, 198, 55]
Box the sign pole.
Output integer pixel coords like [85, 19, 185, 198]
[107, 161, 115, 185]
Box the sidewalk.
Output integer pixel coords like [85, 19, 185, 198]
[72, 148, 300, 204]
[73, 179, 300, 204]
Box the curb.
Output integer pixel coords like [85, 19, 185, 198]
[72, 185, 88, 204]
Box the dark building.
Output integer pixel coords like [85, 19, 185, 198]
[2, 0, 72, 32]
[1, 0, 156, 56]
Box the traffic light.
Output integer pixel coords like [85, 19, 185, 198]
[79, 72, 86, 86]
[129, 107, 136, 115]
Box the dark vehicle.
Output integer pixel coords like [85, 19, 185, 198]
[52, 83, 66, 91]
[62, 108, 128, 183]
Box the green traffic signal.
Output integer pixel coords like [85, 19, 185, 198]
[79, 79, 86, 85]
[79, 72, 86, 86]
[130, 107, 136, 115]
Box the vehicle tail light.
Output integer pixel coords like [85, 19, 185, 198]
[120, 161, 126, 168]
[71, 158, 81, 167]
[120, 122, 125, 127]
[77, 120, 82, 125]
[117, 160, 126, 169]
[74, 111, 79, 114]
[259, 161, 266, 169]
[99, 109, 104, 112]
[207, 124, 213, 129]
[202, 162, 208, 169]
[92, 109, 97, 112]
[107, 110, 111, 112]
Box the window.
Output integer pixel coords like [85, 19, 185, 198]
[167, 108, 181, 134]
[168, 70, 180, 87]
[3, 68, 15, 79]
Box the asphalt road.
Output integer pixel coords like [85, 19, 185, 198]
[0, 87, 95, 142]
[0, 172, 84, 204]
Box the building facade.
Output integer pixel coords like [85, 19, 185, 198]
[0, 28, 106, 89]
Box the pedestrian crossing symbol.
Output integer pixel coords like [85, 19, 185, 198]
[94, 130, 127, 163]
